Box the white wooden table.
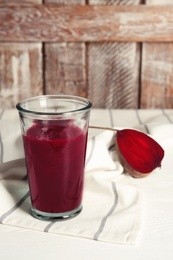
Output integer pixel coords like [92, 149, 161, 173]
[0, 108, 173, 260]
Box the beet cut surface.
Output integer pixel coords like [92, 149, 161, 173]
[116, 129, 164, 174]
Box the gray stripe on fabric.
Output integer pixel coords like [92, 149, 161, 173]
[0, 109, 5, 119]
[0, 133, 3, 163]
[93, 182, 118, 241]
[44, 221, 56, 232]
[108, 109, 114, 127]
[0, 109, 5, 163]
[135, 109, 150, 134]
[0, 191, 30, 223]
[162, 109, 173, 123]
[85, 136, 96, 167]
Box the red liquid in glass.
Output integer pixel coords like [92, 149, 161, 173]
[23, 120, 88, 214]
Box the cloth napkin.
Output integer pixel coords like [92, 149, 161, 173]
[0, 129, 143, 245]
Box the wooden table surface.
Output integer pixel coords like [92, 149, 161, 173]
[0, 108, 173, 260]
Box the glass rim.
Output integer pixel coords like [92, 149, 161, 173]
[16, 95, 92, 116]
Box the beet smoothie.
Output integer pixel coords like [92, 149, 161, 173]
[23, 120, 88, 214]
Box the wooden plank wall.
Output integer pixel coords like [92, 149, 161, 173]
[44, 0, 86, 99]
[0, 0, 173, 109]
[141, 0, 173, 108]
[87, 0, 141, 108]
[0, 0, 43, 108]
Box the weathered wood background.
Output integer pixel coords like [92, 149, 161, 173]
[1, 0, 173, 109]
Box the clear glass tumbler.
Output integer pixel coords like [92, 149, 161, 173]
[16, 95, 92, 221]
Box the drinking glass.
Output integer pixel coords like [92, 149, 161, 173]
[16, 95, 92, 221]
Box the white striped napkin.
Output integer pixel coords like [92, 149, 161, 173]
[0, 130, 143, 245]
